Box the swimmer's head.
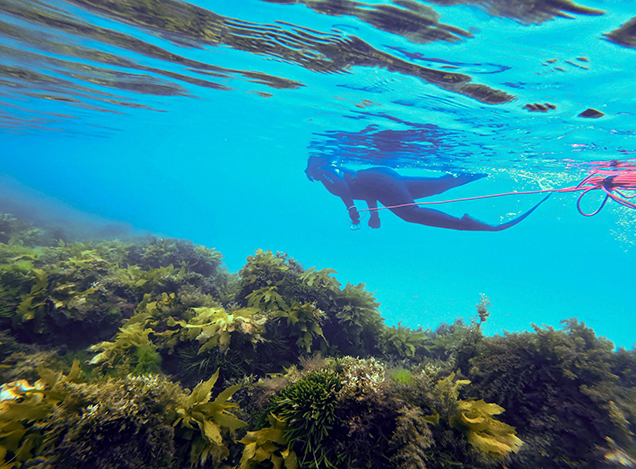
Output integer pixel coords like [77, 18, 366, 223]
[305, 156, 333, 182]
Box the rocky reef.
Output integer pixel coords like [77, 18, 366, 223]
[0, 212, 634, 468]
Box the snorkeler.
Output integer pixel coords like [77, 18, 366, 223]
[306, 157, 550, 231]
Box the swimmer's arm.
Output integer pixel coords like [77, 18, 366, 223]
[333, 189, 358, 224]
[316, 167, 359, 223]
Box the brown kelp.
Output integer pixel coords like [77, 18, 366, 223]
[0, 363, 245, 468]
[0, 212, 634, 468]
[466, 319, 636, 467]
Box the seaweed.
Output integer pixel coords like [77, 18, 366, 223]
[237, 250, 298, 300]
[1, 245, 124, 345]
[125, 237, 223, 278]
[333, 356, 386, 399]
[0, 361, 246, 468]
[388, 405, 434, 468]
[269, 369, 342, 467]
[42, 374, 181, 469]
[235, 250, 386, 358]
[238, 413, 298, 469]
[246, 287, 327, 355]
[389, 367, 414, 385]
[328, 281, 385, 356]
[450, 397, 523, 457]
[255, 357, 397, 468]
[247, 286, 289, 312]
[381, 322, 430, 359]
[1, 212, 634, 468]
[0, 361, 83, 467]
[0, 214, 45, 247]
[274, 303, 327, 355]
[467, 319, 634, 467]
[108, 263, 181, 297]
[168, 305, 267, 355]
[0, 232, 234, 351]
[173, 368, 247, 466]
[426, 317, 484, 375]
[88, 320, 160, 375]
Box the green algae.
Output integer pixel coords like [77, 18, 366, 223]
[390, 367, 414, 385]
[269, 369, 342, 467]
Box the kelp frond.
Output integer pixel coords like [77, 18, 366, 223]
[174, 368, 247, 466]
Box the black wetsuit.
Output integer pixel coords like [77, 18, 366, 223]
[309, 165, 549, 231]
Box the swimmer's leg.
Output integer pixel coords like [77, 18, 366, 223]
[403, 173, 488, 199]
[388, 194, 550, 231]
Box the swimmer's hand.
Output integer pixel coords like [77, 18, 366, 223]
[369, 213, 381, 229]
[351, 222, 361, 231]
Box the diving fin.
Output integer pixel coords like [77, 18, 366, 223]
[460, 193, 551, 231]
[492, 193, 552, 231]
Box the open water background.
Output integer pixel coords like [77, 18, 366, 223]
[1, 0, 634, 347]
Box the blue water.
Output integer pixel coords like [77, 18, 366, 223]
[1, 0, 634, 347]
